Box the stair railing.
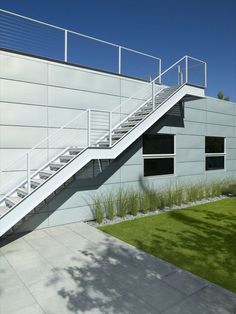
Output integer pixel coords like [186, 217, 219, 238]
[0, 55, 207, 202]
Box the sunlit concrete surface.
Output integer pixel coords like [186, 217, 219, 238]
[1, 222, 236, 314]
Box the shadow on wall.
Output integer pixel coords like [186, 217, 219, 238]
[11, 103, 185, 234]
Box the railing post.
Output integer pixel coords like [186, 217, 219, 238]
[118, 46, 121, 74]
[109, 112, 112, 147]
[204, 62, 207, 88]
[64, 30, 68, 62]
[152, 81, 155, 110]
[185, 56, 188, 84]
[27, 153, 31, 194]
[158, 59, 162, 84]
[87, 109, 91, 147]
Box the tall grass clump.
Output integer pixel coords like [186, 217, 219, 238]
[105, 193, 115, 221]
[117, 189, 128, 217]
[174, 185, 184, 206]
[139, 191, 150, 214]
[92, 196, 104, 223]
[127, 189, 140, 216]
[148, 188, 158, 211]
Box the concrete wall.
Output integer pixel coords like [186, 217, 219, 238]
[1, 50, 236, 233]
[0, 50, 152, 195]
[16, 97, 236, 232]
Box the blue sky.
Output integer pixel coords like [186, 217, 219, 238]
[0, 0, 235, 101]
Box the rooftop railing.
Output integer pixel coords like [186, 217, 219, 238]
[0, 8, 162, 80]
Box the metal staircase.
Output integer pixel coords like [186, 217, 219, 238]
[0, 56, 206, 237]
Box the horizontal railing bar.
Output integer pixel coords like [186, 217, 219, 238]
[121, 47, 161, 60]
[186, 55, 206, 64]
[0, 8, 66, 31]
[0, 9, 161, 62]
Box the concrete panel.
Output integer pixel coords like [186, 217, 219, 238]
[206, 124, 234, 137]
[0, 126, 47, 148]
[176, 148, 204, 163]
[176, 161, 204, 176]
[176, 174, 206, 186]
[0, 53, 48, 84]
[184, 107, 206, 123]
[206, 98, 234, 115]
[172, 121, 206, 135]
[48, 206, 93, 227]
[185, 98, 206, 111]
[0, 102, 47, 127]
[226, 149, 236, 160]
[0, 79, 47, 105]
[206, 170, 228, 181]
[48, 64, 120, 95]
[47, 107, 86, 128]
[226, 159, 234, 171]
[176, 135, 204, 149]
[0, 148, 29, 171]
[47, 128, 87, 148]
[120, 79, 149, 98]
[206, 111, 234, 126]
[120, 164, 144, 182]
[226, 137, 236, 149]
[48, 86, 122, 111]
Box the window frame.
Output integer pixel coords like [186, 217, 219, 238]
[205, 137, 226, 171]
[143, 134, 176, 177]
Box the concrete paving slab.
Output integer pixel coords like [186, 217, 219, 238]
[163, 269, 209, 295]
[0, 222, 235, 314]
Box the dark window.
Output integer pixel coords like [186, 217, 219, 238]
[205, 137, 224, 153]
[144, 158, 174, 176]
[206, 156, 224, 171]
[143, 134, 174, 154]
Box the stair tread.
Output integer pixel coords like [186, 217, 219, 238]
[40, 169, 56, 175]
[17, 187, 28, 194]
[31, 178, 46, 185]
[0, 206, 9, 215]
[6, 196, 23, 204]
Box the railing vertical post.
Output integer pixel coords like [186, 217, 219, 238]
[152, 81, 155, 110]
[109, 112, 112, 147]
[185, 56, 188, 83]
[204, 62, 207, 88]
[64, 30, 68, 62]
[87, 109, 91, 147]
[118, 46, 122, 74]
[158, 59, 162, 84]
[27, 153, 30, 194]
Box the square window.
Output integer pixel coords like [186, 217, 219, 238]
[144, 158, 174, 176]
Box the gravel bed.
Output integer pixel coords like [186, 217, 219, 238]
[87, 195, 228, 227]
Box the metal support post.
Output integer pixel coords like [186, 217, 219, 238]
[152, 81, 155, 110]
[87, 109, 91, 146]
[64, 30, 68, 62]
[109, 112, 112, 147]
[118, 46, 121, 74]
[27, 153, 31, 194]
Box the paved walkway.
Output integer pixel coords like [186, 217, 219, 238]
[0, 222, 236, 314]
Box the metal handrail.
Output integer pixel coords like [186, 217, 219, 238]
[0, 8, 161, 75]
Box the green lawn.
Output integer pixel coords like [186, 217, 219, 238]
[99, 198, 236, 292]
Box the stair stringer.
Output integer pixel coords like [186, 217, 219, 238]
[0, 84, 204, 237]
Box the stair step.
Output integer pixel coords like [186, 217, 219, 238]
[59, 155, 74, 162]
[39, 169, 56, 178]
[98, 142, 110, 147]
[31, 178, 46, 187]
[5, 196, 23, 207]
[17, 187, 28, 196]
[49, 162, 66, 170]
[69, 148, 83, 155]
[114, 127, 131, 134]
[127, 116, 143, 122]
[0, 206, 9, 216]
